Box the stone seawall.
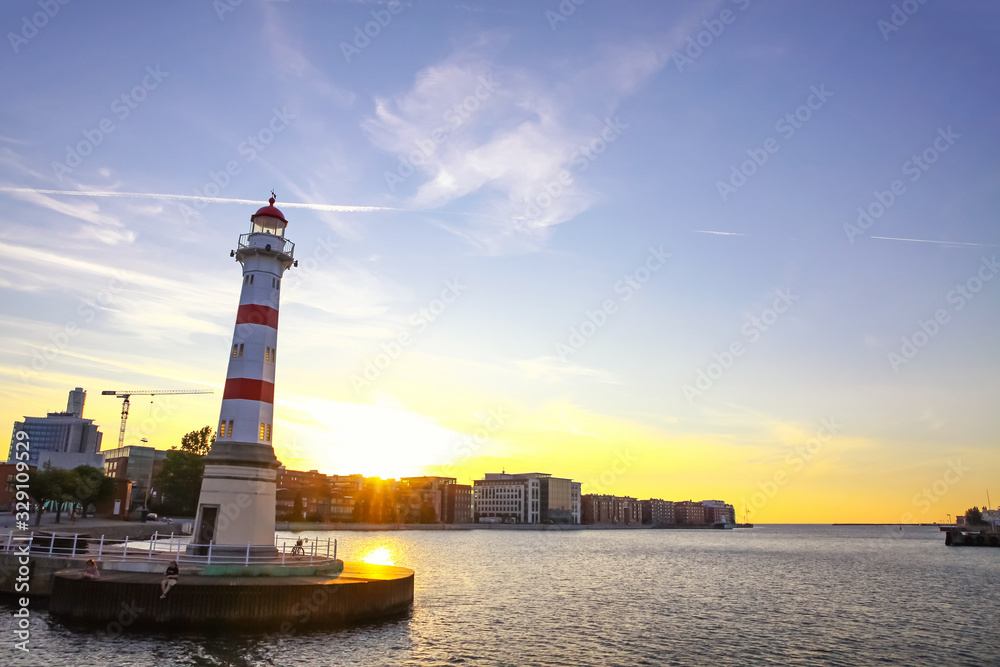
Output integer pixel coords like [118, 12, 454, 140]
[49, 563, 414, 630]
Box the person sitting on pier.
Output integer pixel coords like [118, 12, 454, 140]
[160, 560, 179, 598]
[81, 559, 100, 580]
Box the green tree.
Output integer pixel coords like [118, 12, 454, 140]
[70, 465, 115, 512]
[965, 506, 984, 525]
[180, 426, 215, 456]
[28, 463, 75, 526]
[154, 449, 205, 516]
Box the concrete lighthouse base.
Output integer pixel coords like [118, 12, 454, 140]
[49, 561, 414, 630]
[190, 441, 282, 559]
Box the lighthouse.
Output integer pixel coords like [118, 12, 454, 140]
[191, 195, 296, 558]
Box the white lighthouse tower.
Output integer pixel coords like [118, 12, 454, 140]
[191, 195, 296, 558]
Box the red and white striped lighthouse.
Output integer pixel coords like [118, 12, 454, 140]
[191, 195, 296, 557]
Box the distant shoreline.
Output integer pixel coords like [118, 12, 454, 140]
[275, 522, 752, 532]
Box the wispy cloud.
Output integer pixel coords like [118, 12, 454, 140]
[515, 356, 621, 385]
[360, 32, 685, 254]
[694, 230, 746, 236]
[0, 187, 395, 213]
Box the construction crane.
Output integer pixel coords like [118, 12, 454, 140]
[101, 389, 214, 448]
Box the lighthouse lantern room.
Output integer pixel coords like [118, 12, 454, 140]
[190, 195, 297, 559]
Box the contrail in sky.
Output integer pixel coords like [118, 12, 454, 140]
[0, 187, 394, 212]
[871, 236, 998, 248]
[693, 230, 745, 236]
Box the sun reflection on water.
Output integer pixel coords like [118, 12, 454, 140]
[361, 546, 395, 565]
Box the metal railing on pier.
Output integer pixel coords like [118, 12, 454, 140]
[2, 530, 337, 566]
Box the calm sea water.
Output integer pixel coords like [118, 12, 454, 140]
[3, 525, 998, 666]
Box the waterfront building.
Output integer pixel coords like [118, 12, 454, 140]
[401, 476, 455, 523]
[675, 500, 706, 525]
[641, 498, 676, 525]
[6, 387, 103, 467]
[582, 494, 615, 524]
[275, 467, 332, 520]
[0, 462, 35, 511]
[613, 496, 642, 525]
[444, 483, 472, 523]
[473, 472, 580, 524]
[702, 500, 736, 524]
[190, 196, 296, 557]
[102, 445, 168, 511]
[276, 467, 329, 490]
[582, 494, 641, 525]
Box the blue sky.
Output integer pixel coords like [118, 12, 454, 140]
[1, 0, 997, 521]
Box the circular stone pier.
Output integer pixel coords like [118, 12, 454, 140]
[49, 561, 414, 630]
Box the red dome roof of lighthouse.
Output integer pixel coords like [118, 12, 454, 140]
[252, 196, 287, 223]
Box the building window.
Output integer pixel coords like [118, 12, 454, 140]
[260, 423, 266, 440]
[228, 420, 233, 437]
[219, 420, 227, 437]
[272, 347, 276, 361]
[265, 347, 271, 362]
[238, 343, 244, 358]
[266, 424, 272, 441]
[243, 275, 248, 285]
[232, 344, 238, 358]
[250, 274, 255, 285]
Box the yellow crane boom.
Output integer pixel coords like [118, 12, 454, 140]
[101, 389, 214, 448]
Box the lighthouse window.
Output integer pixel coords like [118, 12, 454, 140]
[232, 344, 238, 358]
[259, 423, 266, 440]
[266, 424, 272, 441]
[265, 347, 271, 362]
[272, 347, 276, 361]
[238, 344, 244, 357]
[250, 274, 255, 285]
[228, 420, 233, 437]
[219, 420, 228, 437]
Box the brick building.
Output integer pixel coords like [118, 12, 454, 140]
[641, 498, 675, 525]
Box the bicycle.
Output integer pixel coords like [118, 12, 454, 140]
[290, 538, 309, 559]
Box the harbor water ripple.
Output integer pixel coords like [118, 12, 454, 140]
[2, 525, 998, 666]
